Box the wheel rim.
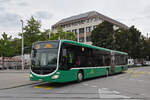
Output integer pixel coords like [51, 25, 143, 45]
[78, 72, 83, 81]
[106, 70, 109, 76]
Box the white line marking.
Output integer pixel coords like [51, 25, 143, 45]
[82, 84, 88, 86]
[98, 88, 101, 98]
[112, 91, 120, 94]
[98, 88, 130, 99]
[91, 85, 97, 88]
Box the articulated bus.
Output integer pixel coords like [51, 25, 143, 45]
[30, 40, 128, 83]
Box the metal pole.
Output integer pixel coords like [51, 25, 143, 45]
[77, 29, 79, 42]
[84, 27, 86, 44]
[21, 20, 24, 70]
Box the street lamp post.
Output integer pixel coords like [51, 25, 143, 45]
[21, 20, 24, 71]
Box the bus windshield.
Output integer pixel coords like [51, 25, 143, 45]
[31, 49, 58, 68]
[31, 41, 59, 75]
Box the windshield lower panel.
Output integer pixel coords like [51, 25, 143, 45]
[31, 49, 58, 75]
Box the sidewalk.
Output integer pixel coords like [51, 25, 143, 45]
[0, 69, 40, 90]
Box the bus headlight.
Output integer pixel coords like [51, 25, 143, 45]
[29, 74, 33, 78]
[52, 75, 59, 79]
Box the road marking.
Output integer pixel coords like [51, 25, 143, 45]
[126, 70, 133, 73]
[148, 72, 150, 75]
[127, 70, 148, 75]
[91, 85, 97, 88]
[98, 88, 130, 99]
[140, 72, 145, 74]
[82, 84, 88, 86]
[133, 71, 139, 74]
[34, 85, 52, 90]
[112, 91, 120, 94]
[132, 74, 138, 78]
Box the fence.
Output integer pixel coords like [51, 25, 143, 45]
[0, 57, 30, 69]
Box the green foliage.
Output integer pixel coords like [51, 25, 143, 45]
[11, 38, 22, 56]
[39, 29, 50, 41]
[142, 37, 150, 60]
[91, 21, 150, 59]
[115, 26, 143, 58]
[49, 27, 75, 40]
[114, 28, 129, 52]
[0, 17, 76, 57]
[23, 16, 42, 53]
[91, 21, 114, 49]
[0, 32, 14, 57]
[1, 17, 150, 60]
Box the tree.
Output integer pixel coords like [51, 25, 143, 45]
[127, 26, 142, 58]
[115, 26, 144, 59]
[0, 32, 13, 57]
[11, 38, 22, 56]
[91, 21, 115, 49]
[142, 37, 150, 60]
[49, 27, 75, 40]
[114, 28, 129, 52]
[91, 21, 146, 59]
[22, 16, 42, 54]
[39, 29, 50, 41]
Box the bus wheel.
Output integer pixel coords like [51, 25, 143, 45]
[77, 71, 84, 82]
[106, 69, 109, 77]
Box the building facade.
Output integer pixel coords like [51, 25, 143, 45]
[51, 11, 128, 44]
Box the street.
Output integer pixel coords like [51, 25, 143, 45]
[0, 67, 150, 100]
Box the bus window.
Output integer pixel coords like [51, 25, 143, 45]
[62, 49, 67, 56]
[59, 43, 76, 69]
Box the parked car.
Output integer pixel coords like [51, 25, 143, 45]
[135, 63, 142, 67]
[143, 61, 150, 66]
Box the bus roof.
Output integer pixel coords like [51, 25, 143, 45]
[60, 40, 128, 55]
[33, 40, 128, 55]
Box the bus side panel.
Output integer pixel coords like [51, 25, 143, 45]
[30, 69, 79, 83]
[123, 65, 128, 71]
[114, 66, 123, 73]
[83, 67, 106, 79]
[113, 65, 128, 74]
[54, 69, 79, 82]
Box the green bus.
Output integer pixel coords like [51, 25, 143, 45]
[30, 40, 128, 83]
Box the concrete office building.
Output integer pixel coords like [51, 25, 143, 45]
[51, 11, 128, 44]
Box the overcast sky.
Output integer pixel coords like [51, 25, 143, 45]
[0, 0, 150, 38]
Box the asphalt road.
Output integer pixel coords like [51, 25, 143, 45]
[0, 67, 150, 100]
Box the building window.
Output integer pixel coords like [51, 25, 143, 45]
[79, 37, 84, 42]
[87, 19, 90, 23]
[79, 28, 84, 34]
[86, 27, 91, 32]
[86, 36, 91, 42]
[66, 30, 71, 32]
[89, 18, 93, 22]
[72, 22, 78, 26]
[66, 24, 71, 27]
[72, 29, 78, 34]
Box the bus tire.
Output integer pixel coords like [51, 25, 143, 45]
[77, 71, 84, 82]
[106, 69, 109, 77]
